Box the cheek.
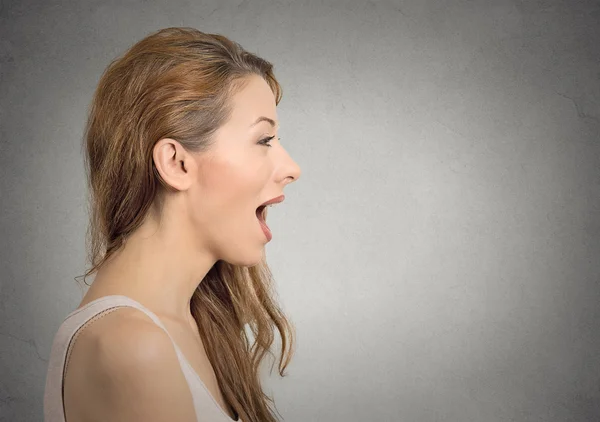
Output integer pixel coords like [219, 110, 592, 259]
[196, 156, 260, 217]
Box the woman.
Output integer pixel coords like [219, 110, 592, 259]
[43, 27, 302, 422]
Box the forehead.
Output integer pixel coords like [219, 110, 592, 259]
[226, 75, 278, 130]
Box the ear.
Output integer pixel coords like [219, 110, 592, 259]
[152, 138, 196, 191]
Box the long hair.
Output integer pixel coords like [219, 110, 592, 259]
[76, 27, 294, 422]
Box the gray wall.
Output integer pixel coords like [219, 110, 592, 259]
[1, 0, 599, 421]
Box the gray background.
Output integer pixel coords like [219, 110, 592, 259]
[1, 0, 599, 421]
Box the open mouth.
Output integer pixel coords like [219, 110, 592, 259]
[256, 205, 272, 240]
[256, 205, 266, 220]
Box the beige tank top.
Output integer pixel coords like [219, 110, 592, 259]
[43, 295, 240, 422]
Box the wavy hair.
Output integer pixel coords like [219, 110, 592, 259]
[76, 27, 294, 422]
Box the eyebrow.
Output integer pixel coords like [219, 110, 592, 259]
[250, 116, 279, 129]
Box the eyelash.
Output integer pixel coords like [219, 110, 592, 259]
[258, 135, 278, 147]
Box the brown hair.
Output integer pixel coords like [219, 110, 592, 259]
[76, 27, 294, 422]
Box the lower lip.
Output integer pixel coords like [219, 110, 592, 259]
[258, 216, 272, 241]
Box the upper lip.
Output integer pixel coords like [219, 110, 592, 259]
[260, 195, 285, 207]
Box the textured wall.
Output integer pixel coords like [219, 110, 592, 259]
[1, 0, 599, 421]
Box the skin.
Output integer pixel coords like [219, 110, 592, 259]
[63, 74, 301, 421]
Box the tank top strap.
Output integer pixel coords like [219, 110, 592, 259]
[66, 295, 179, 340]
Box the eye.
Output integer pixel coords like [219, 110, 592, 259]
[258, 135, 278, 147]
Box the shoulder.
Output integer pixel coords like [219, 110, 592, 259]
[65, 307, 197, 422]
[93, 307, 174, 366]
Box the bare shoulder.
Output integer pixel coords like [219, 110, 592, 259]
[64, 307, 197, 422]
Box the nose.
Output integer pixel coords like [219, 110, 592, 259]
[279, 147, 302, 185]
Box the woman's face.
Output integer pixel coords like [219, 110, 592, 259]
[188, 74, 301, 266]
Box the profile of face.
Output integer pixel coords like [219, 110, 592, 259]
[154, 74, 301, 267]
